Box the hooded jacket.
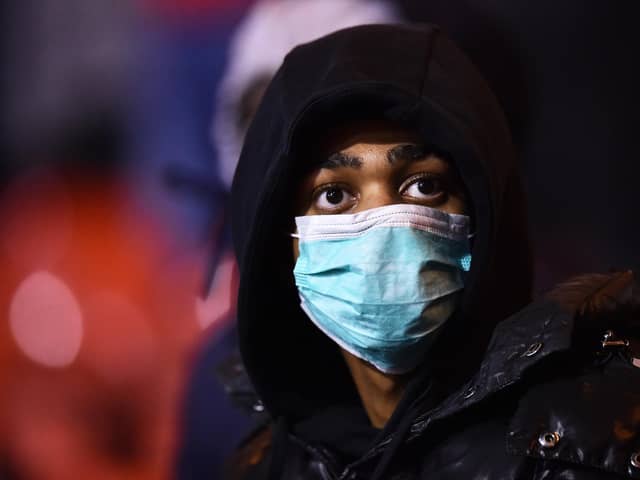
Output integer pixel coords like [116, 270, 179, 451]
[227, 24, 640, 479]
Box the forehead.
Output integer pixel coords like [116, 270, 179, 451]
[317, 119, 420, 156]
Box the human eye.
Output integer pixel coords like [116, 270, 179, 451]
[312, 184, 356, 213]
[399, 173, 446, 203]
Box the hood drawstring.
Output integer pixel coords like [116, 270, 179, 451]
[370, 410, 416, 480]
[267, 416, 289, 480]
[370, 380, 433, 480]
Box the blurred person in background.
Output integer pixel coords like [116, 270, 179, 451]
[211, 0, 400, 189]
[224, 23, 639, 479]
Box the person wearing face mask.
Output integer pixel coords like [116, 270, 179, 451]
[223, 24, 640, 480]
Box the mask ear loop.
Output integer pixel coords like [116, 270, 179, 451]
[460, 232, 475, 284]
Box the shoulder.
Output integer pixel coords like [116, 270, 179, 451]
[545, 271, 638, 339]
[429, 271, 640, 477]
[506, 346, 640, 477]
[484, 270, 638, 374]
[506, 271, 640, 477]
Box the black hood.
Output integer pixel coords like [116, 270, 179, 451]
[231, 24, 532, 423]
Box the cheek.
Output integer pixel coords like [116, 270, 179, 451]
[292, 238, 300, 262]
[443, 193, 468, 216]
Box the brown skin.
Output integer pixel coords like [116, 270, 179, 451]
[293, 121, 468, 428]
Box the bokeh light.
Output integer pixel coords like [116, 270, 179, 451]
[9, 271, 84, 368]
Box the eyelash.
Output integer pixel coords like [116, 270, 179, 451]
[399, 172, 440, 190]
[312, 182, 355, 206]
[312, 182, 346, 195]
[399, 172, 441, 193]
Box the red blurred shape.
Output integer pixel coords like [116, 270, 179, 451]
[0, 167, 208, 479]
[1, 169, 72, 271]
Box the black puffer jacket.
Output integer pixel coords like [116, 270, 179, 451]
[224, 272, 640, 479]
[226, 24, 640, 479]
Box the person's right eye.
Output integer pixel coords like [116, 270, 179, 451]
[313, 184, 356, 213]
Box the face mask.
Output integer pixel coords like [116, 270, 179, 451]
[292, 203, 472, 374]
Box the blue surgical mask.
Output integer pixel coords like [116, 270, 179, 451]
[293, 204, 472, 374]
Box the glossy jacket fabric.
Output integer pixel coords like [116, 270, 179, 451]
[225, 272, 640, 479]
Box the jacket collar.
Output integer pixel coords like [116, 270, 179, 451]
[346, 297, 576, 472]
[435, 299, 575, 417]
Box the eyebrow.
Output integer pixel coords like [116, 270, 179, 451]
[386, 143, 430, 164]
[319, 152, 363, 169]
[318, 143, 436, 170]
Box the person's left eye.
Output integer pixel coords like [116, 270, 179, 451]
[400, 174, 445, 201]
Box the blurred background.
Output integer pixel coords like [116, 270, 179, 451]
[1, 0, 639, 479]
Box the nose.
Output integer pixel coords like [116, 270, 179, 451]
[356, 183, 401, 212]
